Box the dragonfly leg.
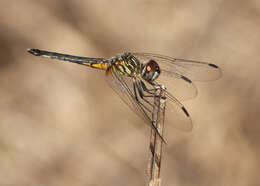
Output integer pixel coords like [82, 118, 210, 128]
[133, 82, 152, 113]
[134, 81, 155, 107]
[133, 81, 166, 143]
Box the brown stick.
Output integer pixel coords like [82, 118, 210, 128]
[147, 85, 166, 186]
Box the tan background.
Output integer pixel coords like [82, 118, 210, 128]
[0, 0, 259, 186]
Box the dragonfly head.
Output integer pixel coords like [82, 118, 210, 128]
[141, 60, 160, 82]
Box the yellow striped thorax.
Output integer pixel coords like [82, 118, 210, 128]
[110, 53, 142, 77]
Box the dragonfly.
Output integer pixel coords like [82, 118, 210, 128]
[27, 48, 221, 143]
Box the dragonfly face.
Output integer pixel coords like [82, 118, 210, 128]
[141, 59, 161, 82]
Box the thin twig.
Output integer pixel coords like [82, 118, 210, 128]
[147, 85, 166, 186]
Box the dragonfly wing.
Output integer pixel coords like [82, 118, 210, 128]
[106, 68, 168, 142]
[158, 69, 198, 101]
[163, 89, 193, 131]
[132, 53, 221, 101]
[133, 52, 222, 81]
[105, 68, 155, 131]
[106, 67, 193, 135]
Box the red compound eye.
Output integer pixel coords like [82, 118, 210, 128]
[141, 60, 160, 82]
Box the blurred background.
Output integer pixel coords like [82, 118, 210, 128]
[0, 0, 259, 185]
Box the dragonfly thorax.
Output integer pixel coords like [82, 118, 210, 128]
[141, 60, 161, 82]
[111, 53, 142, 77]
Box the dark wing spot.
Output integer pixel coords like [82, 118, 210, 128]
[208, 63, 219, 68]
[181, 75, 192, 83]
[181, 106, 190, 117]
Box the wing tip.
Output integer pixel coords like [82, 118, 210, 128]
[181, 106, 190, 117]
[208, 63, 219, 68]
[180, 75, 192, 83]
[209, 63, 223, 80]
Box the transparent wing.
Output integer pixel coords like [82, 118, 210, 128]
[105, 68, 160, 135]
[133, 52, 222, 81]
[159, 69, 198, 101]
[106, 67, 193, 133]
[163, 89, 193, 131]
[133, 52, 222, 100]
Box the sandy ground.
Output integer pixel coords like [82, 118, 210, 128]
[0, 0, 259, 186]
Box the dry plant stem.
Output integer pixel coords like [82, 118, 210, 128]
[147, 85, 166, 186]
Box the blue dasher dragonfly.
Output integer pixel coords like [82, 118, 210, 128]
[28, 49, 221, 142]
